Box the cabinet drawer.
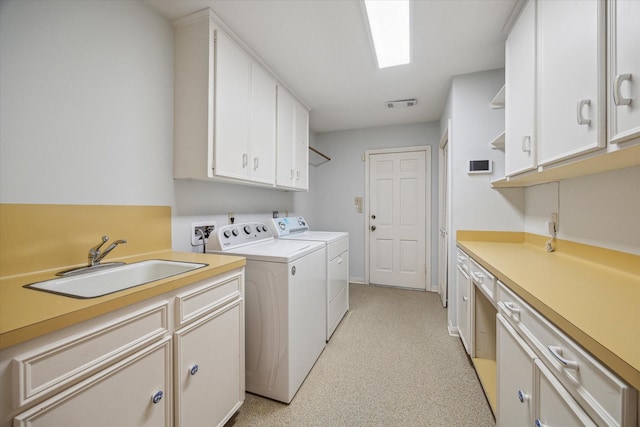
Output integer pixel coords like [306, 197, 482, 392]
[12, 303, 168, 408]
[456, 247, 469, 271]
[469, 258, 496, 303]
[498, 282, 637, 426]
[175, 271, 242, 327]
[327, 237, 348, 260]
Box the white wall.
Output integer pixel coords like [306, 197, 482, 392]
[441, 69, 526, 329]
[525, 166, 640, 255]
[0, 0, 297, 253]
[0, 0, 175, 206]
[295, 122, 441, 285]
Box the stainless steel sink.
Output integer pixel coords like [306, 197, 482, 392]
[25, 260, 207, 298]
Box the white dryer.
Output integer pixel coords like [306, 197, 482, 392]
[268, 216, 349, 340]
[208, 222, 326, 404]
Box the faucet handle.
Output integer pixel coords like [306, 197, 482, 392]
[88, 236, 109, 266]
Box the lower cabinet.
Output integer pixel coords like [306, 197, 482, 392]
[14, 337, 172, 427]
[174, 299, 244, 427]
[497, 314, 535, 426]
[2, 268, 245, 427]
[455, 263, 472, 355]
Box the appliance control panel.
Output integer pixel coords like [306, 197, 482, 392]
[210, 222, 273, 250]
[269, 216, 309, 237]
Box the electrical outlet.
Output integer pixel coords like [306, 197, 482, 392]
[228, 212, 235, 224]
[191, 222, 216, 246]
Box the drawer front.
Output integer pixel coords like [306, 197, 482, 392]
[12, 303, 169, 408]
[327, 237, 348, 260]
[498, 282, 637, 426]
[456, 247, 469, 271]
[469, 258, 496, 302]
[175, 270, 243, 328]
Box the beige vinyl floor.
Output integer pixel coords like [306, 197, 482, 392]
[227, 283, 495, 426]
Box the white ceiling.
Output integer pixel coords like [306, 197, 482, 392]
[146, 0, 517, 133]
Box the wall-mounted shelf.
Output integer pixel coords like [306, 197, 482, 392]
[490, 131, 505, 149]
[490, 85, 505, 109]
[309, 146, 331, 166]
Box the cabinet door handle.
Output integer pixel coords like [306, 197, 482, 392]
[517, 389, 529, 403]
[290, 168, 294, 180]
[190, 364, 199, 376]
[253, 157, 259, 170]
[535, 419, 547, 427]
[338, 255, 343, 264]
[151, 390, 164, 404]
[548, 345, 579, 370]
[521, 135, 531, 154]
[613, 73, 632, 106]
[576, 99, 591, 126]
[462, 296, 469, 302]
[242, 153, 248, 168]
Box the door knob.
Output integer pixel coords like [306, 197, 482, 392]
[371, 225, 376, 231]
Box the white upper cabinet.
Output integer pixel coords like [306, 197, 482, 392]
[173, 9, 289, 188]
[608, 0, 640, 145]
[276, 86, 309, 191]
[537, 0, 606, 166]
[505, 0, 537, 177]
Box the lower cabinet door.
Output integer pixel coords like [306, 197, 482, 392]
[497, 314, 536, 427]
[456, 265, 472, 355]
[14, 337, 172, 427]
[534, 359, 596, 427]
[174, 299, 244, 427]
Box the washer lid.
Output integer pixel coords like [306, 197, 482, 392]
[277, 230, 348, 244]
[208, 238, 324, 263]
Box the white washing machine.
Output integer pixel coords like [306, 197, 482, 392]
[208, 222, 326, 404]
[268, 216, 349, 341]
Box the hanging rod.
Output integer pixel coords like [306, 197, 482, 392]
[309, 146, 331, 161]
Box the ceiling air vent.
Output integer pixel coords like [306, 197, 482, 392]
[385, 99, 417, 109]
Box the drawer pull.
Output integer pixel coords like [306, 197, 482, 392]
[535, 419, 546, 427]
[503, 302, 520, 317]
[190, 364, 199, 376]
[152, 390, 164, 404]
[517, 389, 529, 403]
[577, 99, 592, 126]
[548, 345, 579, 370]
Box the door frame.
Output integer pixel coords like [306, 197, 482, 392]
[364, 146, 432, 290]
[438, 121, 451, 306]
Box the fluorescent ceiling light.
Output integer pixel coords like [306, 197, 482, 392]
[364, 0, 411, 69]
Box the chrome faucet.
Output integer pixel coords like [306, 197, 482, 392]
[89, 235, 127, 266]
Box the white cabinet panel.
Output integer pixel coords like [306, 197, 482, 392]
[276, 86, 309, 191]
[174, 300, 244, 427]
[537, 0, 605, 165]
[535, 359, 597, 427]
[249, 64, 277, 184]
[608, 0, 640, 145]
[14, 337, 172, 427]
[497, 314, 536, 427]
[505, 0, 537, 176]
[455, 264, 472, 355]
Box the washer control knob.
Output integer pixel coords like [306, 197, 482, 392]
[223, 230, 231, 239]
[243, 225, 252, 234]
[231, 228, 239, 237]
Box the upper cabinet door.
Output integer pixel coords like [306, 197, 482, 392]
[276, 87, 295, 187]
[608, 0, 640, 145]
[249, 63, 276, 185]
[505, 0, 537, 177]
[214, 29, 251, 181]
[293, 102, 309, 191]
[537, 0, 605, 166]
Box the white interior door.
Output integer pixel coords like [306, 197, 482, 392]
[438, 140, 449, 307]
[368, 150, 426, 290]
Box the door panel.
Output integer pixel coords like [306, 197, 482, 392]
[369, 150, 426, 289]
